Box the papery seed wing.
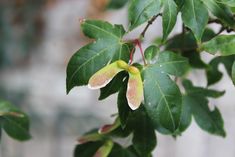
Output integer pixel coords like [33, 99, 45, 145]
[88, 61, 126, 89]
[126, 67, 144, 110]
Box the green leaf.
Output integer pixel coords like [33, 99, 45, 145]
[201, 35, 235, 56]
[165, 28, 215, 69]
[144, 45, 159, 63]
[155, 51, 189, 76]
[174, 0, 185, 9]
[66, 20, 131, 93]
[206, 57, 223, 86]
[181, 0, 209, 41]
[107, 0, 128, 9]
[203, 0, 235, 27]
[99, 71, 128, 100]
[232, 61, 235, 84]
[215, 0, 235, 7]
[186, 95, 226, 137]
[206, 55, 235, 85]
[74, 141, 104, 157]
[118, 78, 132, 128]
[182, 80, 226, 137]
[131, 107, 157, 156]
[162, 0, 178, 41]
[183, 79, 225, 98]
[141, 66, 182, 133]
[109, 143, 136, 157]
[128, 0, 162, 30]
[0, 101, 31, 141]
[177, 96, 192, 133]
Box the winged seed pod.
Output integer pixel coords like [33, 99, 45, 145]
[88, 60, 143, 110]
[93, 140, 114, 157]
[126, 66, 143, 110]
[88, 60, 128, 89]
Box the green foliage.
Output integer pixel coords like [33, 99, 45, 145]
[66, 0, 235, 156]
[0, 100, 31, 141]
[128, 0, 162, 30]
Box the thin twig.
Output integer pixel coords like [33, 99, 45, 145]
[140, 13, 162, 38]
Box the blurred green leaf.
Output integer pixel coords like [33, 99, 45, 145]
[0, 100, 31, 141]
[128, 0, 162, 30]
[181, 0, 209, 41]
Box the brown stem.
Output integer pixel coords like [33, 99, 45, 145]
[140, 13, 162, 38]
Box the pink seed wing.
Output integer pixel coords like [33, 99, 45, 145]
[98, 118, 120, 134]
[126, 73, 143, 110]
[88, 62, 123, 89]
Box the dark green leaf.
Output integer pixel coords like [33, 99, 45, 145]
[0, 101, 31, 141]
[109, 143, 136, 157]
[201, 35, 235, 56]
[131, 107, 157, 156]
[182, 79, 225, 98]
[187, 95, 226, 137]
[117, 78, 132, 128]
[141, 66, 182, 133]
[203, 0, 235, 27]
[206, 55, 235, 85]
[107, 0, 128, 9]
[144, 45, 159, 63]
[74, 141, 104, 157]
[182, 80, 226, 137]
[162, 0, 178, 41]
[155, 51, 189, 76]
[176, 96, 192, 133]
[99, 71, 128, 100]
[174, 0, 185, 9]
[232, 60, 235, 84]
[128, 0, 162, 30]
[66, 20, 131, 93]
[181, 0, 209, 41]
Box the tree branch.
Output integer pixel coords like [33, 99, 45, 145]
[140, 13, 162, 38]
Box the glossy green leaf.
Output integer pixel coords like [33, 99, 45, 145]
[232, 61, 235, 85]
[181, 0, 209, 41]
[66, 20, 131, 93]
[203, 0, 235, 27]
[0, 101, 31, 141]
[162, 0, 178, 42]
[131, 107, 157, 156]
[128, 0, 162, 30]
[155, 51, 189, 76]
[74, 141, 104, 157]
[174, 0, 184, 9]
[107, 0, 128, 9]
[201, 35, 235, 56]
[144, 45, 159, 63]
[141, 66, 182, 133]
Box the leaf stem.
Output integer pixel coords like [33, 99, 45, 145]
[135, 39, 147, 66]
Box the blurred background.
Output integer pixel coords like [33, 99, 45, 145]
[0, 0, 235, 157]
